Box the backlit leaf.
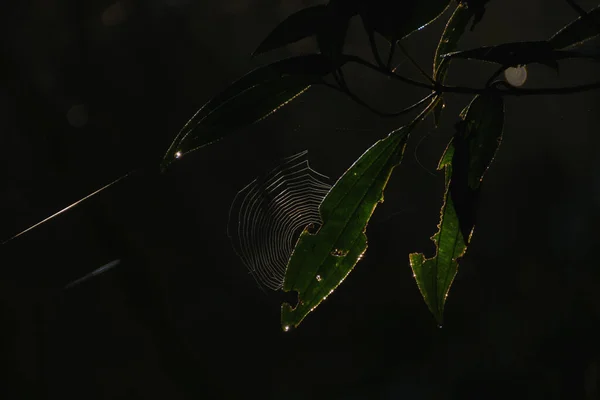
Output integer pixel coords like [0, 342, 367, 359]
[161, 55, 345, 170]
[281, 119, 422, 329]
[410, 94, 504, 324]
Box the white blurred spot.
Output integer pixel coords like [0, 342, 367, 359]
[504, 66, 528, 87]
[175, 151, 182, 159]
[101, 2, 128, 27]
[66, 104, 88, 128]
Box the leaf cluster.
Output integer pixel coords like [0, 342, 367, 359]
[157, 0, 600, 329]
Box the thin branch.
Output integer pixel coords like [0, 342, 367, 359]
[323, 81, 435, 117]
[344, 55, 435, 90]
[493, 80, 600, 95]
[397, 42, 436, 85]
[485, 65, 508, 88]
[343, 54, 600, 97]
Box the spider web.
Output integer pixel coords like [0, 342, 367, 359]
[227, 151, 331, 291]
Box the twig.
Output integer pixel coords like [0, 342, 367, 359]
[343, 54, 600, 97]
[397, 42, 437, 85]
[323, 81, 435, 117]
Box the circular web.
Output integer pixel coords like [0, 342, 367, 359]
[227, 151, 331, 291]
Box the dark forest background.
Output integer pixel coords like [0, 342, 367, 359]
[1, 0, 599, 398]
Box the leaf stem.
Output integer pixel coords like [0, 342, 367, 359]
[344, 54, 600, 97]
[323, 81, 435, 117]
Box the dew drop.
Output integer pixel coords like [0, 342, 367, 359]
[283, 325, 290, 332]
[175, 151, 182, 159]
[438, 324, 443, 329]
[316, 275, 322, 282]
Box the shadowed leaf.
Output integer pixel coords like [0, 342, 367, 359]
[252, 6, 329, 56]
[457, 0, 493, 31]
[162, 55, 345, 169]
[432, 3, 474, 126]
[450, 94, 504, 243]
[410, 94, 504, 324]
[549, 4, 600, 50]
[359, 0, 451, 44]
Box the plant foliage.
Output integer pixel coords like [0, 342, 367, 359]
[10, 1, 599, 330]
[158, 0, 600, 329]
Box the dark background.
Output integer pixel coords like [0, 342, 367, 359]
[1, 0, 599, 398]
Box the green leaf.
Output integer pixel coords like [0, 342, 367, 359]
[409, 144, 464, 326]
[441, 40, 591, 69]
[161, 55, 344, 170]
[432, 3, 475, 126]
[548, 4, 600, 50]
[280, 125, 412, 330]
[410, 94, 504, 324]
[252, 6, 329, 56]
[359, 0, 452, 44]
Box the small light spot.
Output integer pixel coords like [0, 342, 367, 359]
[283, 325, 290, 332]
[504, 66, 528, 87]
[175, 151, 182, 159]
[316, 275, 322, 282]
[66, 104, 88, 128]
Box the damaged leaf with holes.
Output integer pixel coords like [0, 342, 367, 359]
[280, 125, 412, 330]
[410, 94, 504, 324]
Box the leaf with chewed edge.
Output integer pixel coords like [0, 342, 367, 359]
[280, 101, 438, 330]
[281, 128, 408, 330]
[410, 94, 504, 324]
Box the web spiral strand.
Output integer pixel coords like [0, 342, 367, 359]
[227, 151, 331, 291]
